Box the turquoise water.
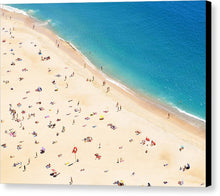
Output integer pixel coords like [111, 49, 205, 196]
[8, 1, 206, 120]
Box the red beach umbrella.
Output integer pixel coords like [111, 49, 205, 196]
[72, 147, 78, 154]
[72, 147, 78, 162]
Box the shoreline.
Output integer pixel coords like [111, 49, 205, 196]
[1, 5, 205, 131]
[65, 38, 206, 128]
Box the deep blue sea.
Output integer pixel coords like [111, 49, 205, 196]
[7, 1, 206, 120]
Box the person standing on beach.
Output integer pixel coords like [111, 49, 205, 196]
[72, 119, 75, 125]
[61, 126, 65, 133]
[70, 72, 74, 77]
[106, 87, 110, 93]
[70, 177, 73, 185]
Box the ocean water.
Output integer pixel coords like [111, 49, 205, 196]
[6, 1, 206, 120]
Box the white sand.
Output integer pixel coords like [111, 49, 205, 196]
[0, 9, 205, 187]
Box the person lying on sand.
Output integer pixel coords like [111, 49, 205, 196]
[94, 153, 101, 160]
[70, 72, 74, 77]
[113, 180, 124, 186]
[46, 164, 51, 169]
[40, 147, 45, 154]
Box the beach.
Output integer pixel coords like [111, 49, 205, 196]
[0, 8, 205, 187]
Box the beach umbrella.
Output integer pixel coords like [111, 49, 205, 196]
[72, 147, 77, 153]
[72, 147, 78, 162]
